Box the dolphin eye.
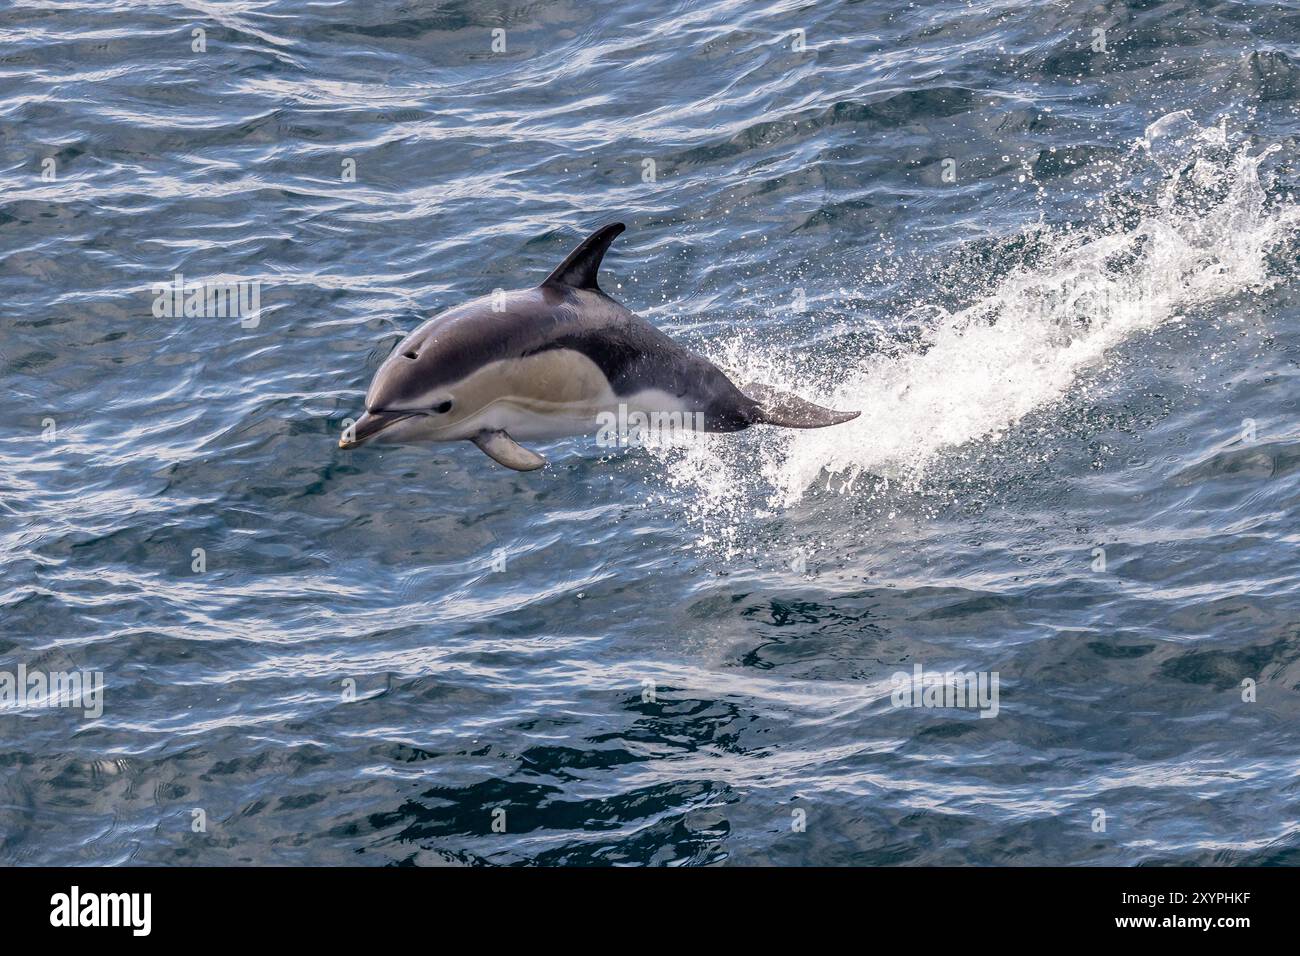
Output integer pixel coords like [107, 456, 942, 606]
[433, 400, 453, 414]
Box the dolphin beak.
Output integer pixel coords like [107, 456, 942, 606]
[339, 410, 414, 449]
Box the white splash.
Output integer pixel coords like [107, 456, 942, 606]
[652, 113, 1299, 517]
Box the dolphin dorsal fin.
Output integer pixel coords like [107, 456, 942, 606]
[541, 222, 626, 291]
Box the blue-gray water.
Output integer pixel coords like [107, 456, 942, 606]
[2, 0, 1299, 866]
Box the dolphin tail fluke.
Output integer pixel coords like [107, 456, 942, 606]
[741, 382, 860, 429]
[472, 430, 547, 471]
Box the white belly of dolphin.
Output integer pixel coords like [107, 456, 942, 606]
[478, 388, 700, 441]
[465, 399, 610, 440]
[374, 345, 700, 445]
[447, 350, 619, 440]
[458, 388, 699, 441]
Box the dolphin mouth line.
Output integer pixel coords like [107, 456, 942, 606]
[338, 410, 420, 449]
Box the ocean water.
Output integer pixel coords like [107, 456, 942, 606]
[2, 0, 1298, 866]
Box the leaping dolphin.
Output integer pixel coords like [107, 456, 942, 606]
[339, 223, 859, 470]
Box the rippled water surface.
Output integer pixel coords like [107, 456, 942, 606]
[3, 0, 1300, 865]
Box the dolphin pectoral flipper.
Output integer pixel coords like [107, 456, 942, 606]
[741, 382, 860, 429]
[471, 430, 547, 471]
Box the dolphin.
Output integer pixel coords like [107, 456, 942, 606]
[339, 223, 859, 470]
